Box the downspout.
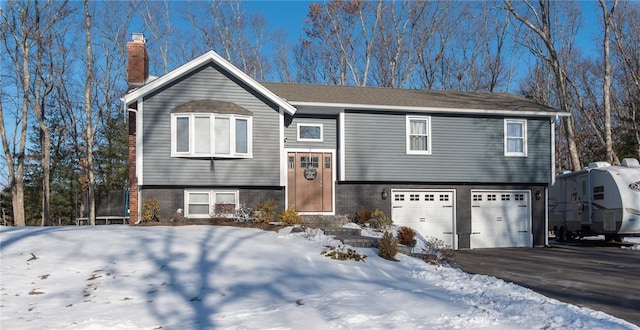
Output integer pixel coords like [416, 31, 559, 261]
[546, 116, 557, 246]
[545, 187, 549, 246]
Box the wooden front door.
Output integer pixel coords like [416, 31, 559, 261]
[287, 152, 333, 212]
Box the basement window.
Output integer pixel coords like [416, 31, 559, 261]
[184, 190, 239, 218]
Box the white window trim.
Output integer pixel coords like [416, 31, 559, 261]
[297, 123, 323, 142]
[183, 189, 239, 218]
[171, 113, 252, 158]
[504, 119, 528, 157]
[406, 115, 432, 155]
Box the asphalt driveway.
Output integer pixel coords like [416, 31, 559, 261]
[451, 243, 640, 326]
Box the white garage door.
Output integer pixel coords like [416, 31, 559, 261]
[391, 190, 456, 249]
[470, 190, 532, 248]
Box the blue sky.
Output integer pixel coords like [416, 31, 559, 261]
[235, 0, 603, 55]
[245, 0, 313, 38]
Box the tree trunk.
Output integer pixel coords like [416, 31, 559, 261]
[599, 0, 618, 164]
[84, 0, 96, 225]
[0, 82, 27, 226]
[33, 3, 52, 226]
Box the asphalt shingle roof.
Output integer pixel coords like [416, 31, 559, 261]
[261, 82, 562, 114]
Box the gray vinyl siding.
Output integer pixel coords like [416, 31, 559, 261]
[141, 64, 281, 186]
[284, 116, 337, 149]
[343, 111, 551, 183]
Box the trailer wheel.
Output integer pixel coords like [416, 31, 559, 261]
[557, 226, 567, 242]
[605, 234, 622, 242]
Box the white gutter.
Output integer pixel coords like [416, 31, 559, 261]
[290, 101, 569, 118]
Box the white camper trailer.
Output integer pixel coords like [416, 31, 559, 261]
[549, 158, 640, 241]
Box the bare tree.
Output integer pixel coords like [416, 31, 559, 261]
[0, 3, 30, 226]
[301, 0, 380, 86]
[503, 0, 582, 171]
[272, 29, 293, 83]
[413, 1, 457, 89]
[134, 0, 174, 73]
[83, 0, 96, 225]
[92, 3, 132, 191]
[371, 0, 420, 88]
[0, 1, 71, 225]
[449, 2, 513, 92]
[33, 1, 73, 226]
[611, 1, 640, 158]
[184, 0, 271, 80]
[598, 0, 618, 164]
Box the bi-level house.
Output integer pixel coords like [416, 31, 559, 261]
[123, 34, 568, 249]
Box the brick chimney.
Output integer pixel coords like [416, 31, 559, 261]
[126, 33, 149, 90]
[126, 33, 147, 224]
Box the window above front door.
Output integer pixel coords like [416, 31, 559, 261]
[297, 123, 323, 142]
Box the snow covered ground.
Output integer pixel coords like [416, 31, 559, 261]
[1, 225, 638, 330]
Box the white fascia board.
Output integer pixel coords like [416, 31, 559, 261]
[122, 51, 297, 115]
[290, 101, 569, 118]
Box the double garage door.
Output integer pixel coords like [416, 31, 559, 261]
[392, 189, 532, 249]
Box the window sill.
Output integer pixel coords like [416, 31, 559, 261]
[171, 154, 253, 159]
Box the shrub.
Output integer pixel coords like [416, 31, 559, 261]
[422, 238, 455, 265]
[254, 199, 278, 223]
[321, 245, 367, 262]
[369, 209, 393, 229]
[397, 226, 416, 246]
[142, 198, 160, 222]
[354, 207, 393, 229]
[279, 208, 302, 226]
[354, 207, 374, 225]
[378, 230, 399, 261]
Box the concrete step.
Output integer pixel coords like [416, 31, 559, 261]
[301, 215, 349, 228]
[342, 236, 379, 248]
[322, 227, 361, 237]
[321, 227, 380, 248]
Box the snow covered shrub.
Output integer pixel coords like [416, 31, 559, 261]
[422, 238, 455, 265]
[397, 226, 416, 246]
[254, 199, 278, 223]
[321, 245, 367, 262]
[279, 208, 302, 226]
[142, 198, 160, 222]
[378, 230, 399, 261]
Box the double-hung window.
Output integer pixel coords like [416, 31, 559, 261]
[504, 119, 527, 157]
[406, 116, 431, 155]
[172, 113, 252, 158]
